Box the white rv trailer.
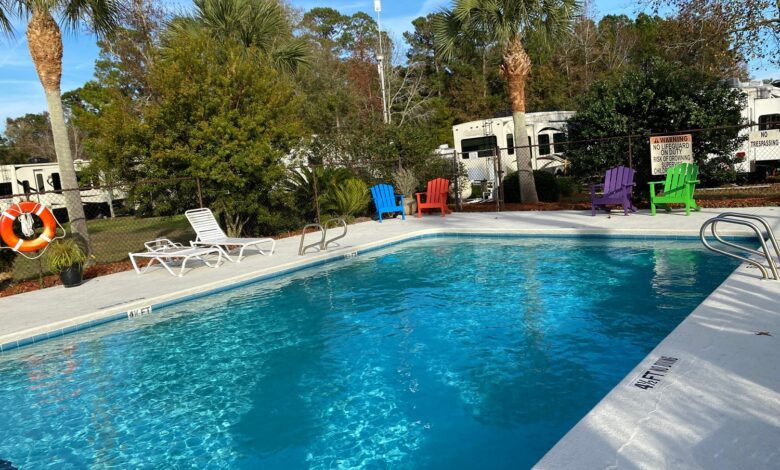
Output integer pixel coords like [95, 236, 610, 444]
[0, 160, 122, 217]
[730, 80, 780, 174]
[451, 111, 575, 199]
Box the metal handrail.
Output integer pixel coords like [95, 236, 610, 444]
[298, 223, 325, 256]
[711, 212, 780, 262]
[699, 213, 780, 280]
[297, 218, 348, 255]
[323, 218, 347, 249]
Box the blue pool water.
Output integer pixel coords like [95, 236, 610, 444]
[0, 237, 739, 469]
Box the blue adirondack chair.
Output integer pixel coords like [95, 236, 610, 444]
[370, 184, 405, 223]
[590, 166, 637, 216]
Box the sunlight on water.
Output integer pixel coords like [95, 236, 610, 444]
[0, 238, 738, 469]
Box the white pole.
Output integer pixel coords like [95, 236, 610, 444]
[375, 0, 389, 124]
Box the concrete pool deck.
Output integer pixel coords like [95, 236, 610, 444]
[1, 207, 779, 468]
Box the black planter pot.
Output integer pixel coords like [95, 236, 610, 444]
[59, 264, 83, 288]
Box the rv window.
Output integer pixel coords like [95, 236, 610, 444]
[506, 134, 515, 155]
[0, 183, 11, 197]
[51, 173, 62, 191]
[538, 134, 551, 155]
[553, 133, 567, 153]
[758, 114, 780, 131]
[461, 136, 498, 158]
[35, 173, 45, 192]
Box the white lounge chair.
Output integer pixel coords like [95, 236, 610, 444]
[129, 239, 223, 277]
[185, 208, 276, 262]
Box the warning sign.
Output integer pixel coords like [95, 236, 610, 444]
[650, 134, 693, 175]
[749, 130, 780, 161]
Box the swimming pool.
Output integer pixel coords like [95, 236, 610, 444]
[0, 237, 739, 469]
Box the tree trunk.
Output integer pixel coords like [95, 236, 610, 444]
[501, 37, 538, 204]
[27, 10, 91, 250]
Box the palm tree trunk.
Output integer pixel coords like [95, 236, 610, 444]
[502, 37, 538, 204]
[27, 9, 91, 250]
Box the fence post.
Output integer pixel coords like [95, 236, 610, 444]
[196, 177, 204, 208]
[312, 165, 321, 225]
[453, 151, 461, 211]
[493, 146, 501, 212]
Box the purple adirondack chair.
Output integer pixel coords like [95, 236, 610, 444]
[590, 166, 637, 216]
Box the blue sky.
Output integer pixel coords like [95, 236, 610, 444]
[1, 0, 778, 127]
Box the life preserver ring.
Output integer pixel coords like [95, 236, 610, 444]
[0, 201, 58, 253]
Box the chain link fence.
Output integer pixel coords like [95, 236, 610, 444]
[0, 159, 461, 291]
[0, 178, 202, 288]
[445, 123, 780, 209]
[1, 123, 777, 292]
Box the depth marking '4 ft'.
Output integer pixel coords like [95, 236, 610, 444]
[633, 356, 678, 390]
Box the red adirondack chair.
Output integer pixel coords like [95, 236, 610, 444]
[416, 178, 449, 217]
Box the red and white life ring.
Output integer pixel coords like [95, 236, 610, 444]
[0, 201, 58, 253]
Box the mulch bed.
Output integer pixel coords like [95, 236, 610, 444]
[0, 260, 136, 298]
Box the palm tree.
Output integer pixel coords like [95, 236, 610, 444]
[434, 0, 579, 203]
[170, 0, 309, 73]
[1, 0, 120, 248]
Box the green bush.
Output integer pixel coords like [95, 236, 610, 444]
[557, 176, 576, 198]
[501, 170, 560, 203]
[534, 171, 560, 202]
[502, 171, 521, 202]
[323, 178, 371, 221]
[699, 157, 738, 187]
[0, 247, 14, 275]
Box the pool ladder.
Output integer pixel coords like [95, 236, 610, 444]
[700, 212, 780, 280]
[298, 218, 348, 256]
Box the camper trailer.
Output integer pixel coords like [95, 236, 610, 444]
[731, 80, 780, 175]
[451, 111, 575, 200]
[0, 160, 122, 218]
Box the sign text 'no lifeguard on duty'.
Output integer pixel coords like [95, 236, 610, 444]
[650, 134, 693, 175]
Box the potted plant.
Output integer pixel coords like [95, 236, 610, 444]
[44, 239, 88, 288]
[393, 168, 418, 215]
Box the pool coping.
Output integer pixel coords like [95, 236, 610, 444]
[0, 227, 755, 354]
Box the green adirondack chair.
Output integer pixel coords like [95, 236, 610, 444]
[649, 163, 700, 216]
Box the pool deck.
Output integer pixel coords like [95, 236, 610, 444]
[1, 207, 779, 468]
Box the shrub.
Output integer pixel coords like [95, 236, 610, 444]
[533, 171, 560, 202]
[393, 168, 418, 197]
[699, 157, 738, 187]
[557, 176, 576, 198]
[501, 170, 560, 203]
[323, 178, 371, 221]
[502, 171, 521, 203]
[285, 166, 354, 220]
[0, 247, 14, 278]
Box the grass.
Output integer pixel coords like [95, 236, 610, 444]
[10, 215, 194, 281]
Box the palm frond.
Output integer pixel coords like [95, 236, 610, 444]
[188, 0, 308, 72]
[57, 0, 122, 37]
[432, 9, 463, 61]
[437, 0, 580, 51]
[0, 6, 13, 36]
[271, 37, 310, 73]
[323, 178, 370, 219]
